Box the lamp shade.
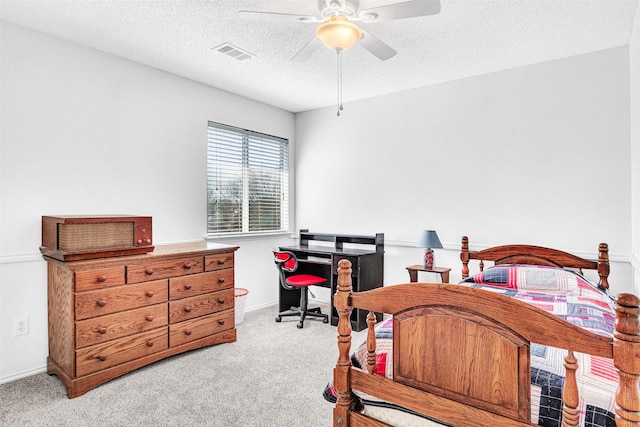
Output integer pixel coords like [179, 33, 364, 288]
[316, 16, 362, 52]
[416, 230, 443, 249]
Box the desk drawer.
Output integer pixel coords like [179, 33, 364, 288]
[169, 289, 233, 324]
[169, 310, 234, 347]
[169, 270, 233, 300]
[127, 257, 203, 283]
[75, 327, 168, 377]
[76, 303, 168, 349]
[75, 280, 168, 320]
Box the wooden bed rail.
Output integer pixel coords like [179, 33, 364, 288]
[333, 258, 640, 427]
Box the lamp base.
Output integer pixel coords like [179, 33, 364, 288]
[423, 248, 434, 269]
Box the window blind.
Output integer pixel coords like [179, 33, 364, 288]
[207, 122, 289, 235]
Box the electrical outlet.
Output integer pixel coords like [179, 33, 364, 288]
[13, 316, 29, 336]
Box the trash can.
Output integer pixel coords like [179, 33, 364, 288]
[234, 288, 249, 325]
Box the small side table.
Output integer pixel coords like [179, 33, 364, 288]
[406, 265, 451, 283]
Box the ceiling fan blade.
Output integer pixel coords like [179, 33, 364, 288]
[292, 37, 323, 62]
[358, 0, 441, 23]
[238, 11, 320, 23]
[359, 29, 397, 61]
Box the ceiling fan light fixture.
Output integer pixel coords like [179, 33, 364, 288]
[316, 16, 362, 52]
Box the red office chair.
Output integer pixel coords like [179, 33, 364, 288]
[272, 250, 329, 329]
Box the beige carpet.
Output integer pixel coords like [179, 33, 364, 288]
[0, 303, 367, 427]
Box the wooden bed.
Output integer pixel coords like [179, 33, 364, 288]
[332, 236, 640, 427]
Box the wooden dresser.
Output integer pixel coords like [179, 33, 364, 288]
[45, 241, 239, 398]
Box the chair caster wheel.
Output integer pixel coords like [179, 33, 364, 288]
[297, 322, 304, 329]
[323, 317, 329, 324]
[275, 316, 282, 322]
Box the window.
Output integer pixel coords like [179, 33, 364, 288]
[207, 122, 289, 235]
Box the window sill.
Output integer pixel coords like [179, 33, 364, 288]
[205, 231, 295, 242]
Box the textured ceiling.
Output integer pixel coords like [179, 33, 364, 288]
[1, 0, 638, 113]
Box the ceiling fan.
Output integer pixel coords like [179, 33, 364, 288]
[238, 0, 441, 61]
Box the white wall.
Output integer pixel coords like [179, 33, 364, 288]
[1, 19, 637, 385]
[296, 47, 633, 293]
[0, 21, 294, 382]
[631, 1, 640, 294]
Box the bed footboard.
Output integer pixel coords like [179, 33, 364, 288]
[333, 258, 640, 427]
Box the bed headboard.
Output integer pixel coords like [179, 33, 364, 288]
[460, 236, 610, 289]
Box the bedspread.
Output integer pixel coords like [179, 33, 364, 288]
[325, 266, 618, 427]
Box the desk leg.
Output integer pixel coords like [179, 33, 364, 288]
[279, 285, 301, 313]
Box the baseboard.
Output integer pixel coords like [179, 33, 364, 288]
[245, 301, 278, 312]
[0, 365, 47, 385]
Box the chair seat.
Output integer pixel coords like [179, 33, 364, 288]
[286, 274, 327, 287]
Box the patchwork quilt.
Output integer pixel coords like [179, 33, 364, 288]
[325, 265, 618, 427]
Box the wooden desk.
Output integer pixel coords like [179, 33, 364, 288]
[406, 265, 451, 283]
[279, 230, 384, 331]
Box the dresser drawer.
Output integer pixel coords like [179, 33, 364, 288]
[169, 310, 234, 347]
[127, 256, 203, 283]
[75, 266, 125, 292]
[169, 270, 234, 300]
[205, 253, 234, 271]
[75, 303, 168, 349]
[75, 279, 168, 320]
[169, 289, 234, 324]
[76, 327, 168, 377]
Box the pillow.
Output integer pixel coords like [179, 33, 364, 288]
[462, 264, 604, 296]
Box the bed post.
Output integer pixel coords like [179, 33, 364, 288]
[613, 293, 640, 426]
[461, 235, 470, 279]
[334, 259, 354, 427]
[365, 311, 377, 374]
[562, 351, 580, 426]
[598, 243, 610, 290]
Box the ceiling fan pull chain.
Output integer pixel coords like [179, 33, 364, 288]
[339, 50, 344, 112]
[337, 49, 344, 116]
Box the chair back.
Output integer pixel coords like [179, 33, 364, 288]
[272, 250, 298, 290]
[273, 250, 298, 272]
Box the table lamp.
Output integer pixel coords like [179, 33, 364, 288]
[417, 230, 443, 269]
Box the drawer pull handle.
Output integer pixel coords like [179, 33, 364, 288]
[146, 315, 154, 322]
[147, 340, 154, 347]
[97, 299, 107, 307]
[98, 327, 107, 335]
[185, 329, 192, 336]
[218, 278, 225, 283]
[145, 268, 154, 275]
[183, 264, 192, 270]
[97, 275, 107, 282]
[98, 355, 107, 362]
[146, 291, 154, 297]
[218, 260, 225, 265]
[184, 284, 192, 290]
[218, 298, 225, 304]
[184, 306, 192, 313]
[218, 319, 225, 325]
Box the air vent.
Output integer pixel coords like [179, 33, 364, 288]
[213, 43, 255, 61]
